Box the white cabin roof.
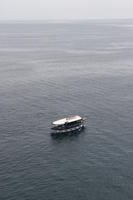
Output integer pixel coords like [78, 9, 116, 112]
[52, 115, 82, 126]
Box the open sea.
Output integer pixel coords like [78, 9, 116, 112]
[0, 19, 133, 200]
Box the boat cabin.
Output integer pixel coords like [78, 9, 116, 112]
[52, 115, 83, 131]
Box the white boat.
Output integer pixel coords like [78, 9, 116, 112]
[51, 115, 86, 135]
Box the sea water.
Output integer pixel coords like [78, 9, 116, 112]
[0, 20, 133, 200]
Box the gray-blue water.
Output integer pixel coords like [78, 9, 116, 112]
[0, 20, 133, 200]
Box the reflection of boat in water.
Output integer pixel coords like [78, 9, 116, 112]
[51, 115, 86, 135]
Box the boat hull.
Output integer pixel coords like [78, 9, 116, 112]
[51, 124, 84, 135]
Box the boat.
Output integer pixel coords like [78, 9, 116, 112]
[51, 115, 86, 135]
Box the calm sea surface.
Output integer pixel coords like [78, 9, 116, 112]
[0, 20, 133, 200]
